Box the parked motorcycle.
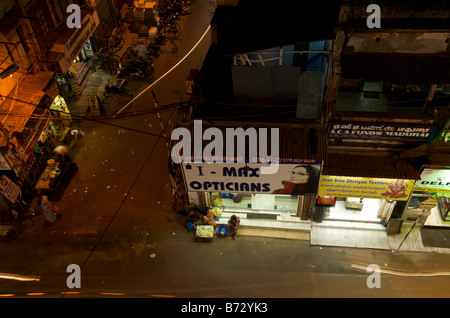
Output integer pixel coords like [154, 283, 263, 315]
[103, 83, 133, 99]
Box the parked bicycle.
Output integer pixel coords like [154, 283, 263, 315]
[123, 0, 136, 23]
[104, 77, 133, 99]
[119, 47, 154, 81]
[157, 0, 191, 32]
[163, 22, 181, 41]
[102, 34, 124, 54]
[87, 49, 122, 75]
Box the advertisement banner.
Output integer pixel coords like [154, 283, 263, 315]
[328, 122, 437, 142]
[59, 10, 100, 73]
[182, 161, 322, 195]
[407, 195, 438, 215]
[413, 167, 450, 193]
[0, 175, 21, 203]
[318, 175, 414, 201]
[0, 153, 12, 171]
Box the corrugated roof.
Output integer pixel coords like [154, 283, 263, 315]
[174, 123, 327, 161]
[340, 53, 450, 84]
[322, 154, 420, 180]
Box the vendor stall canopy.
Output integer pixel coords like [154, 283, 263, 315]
[322, 154, 420, 180]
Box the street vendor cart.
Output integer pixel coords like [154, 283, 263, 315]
[195, 225, 214, 242]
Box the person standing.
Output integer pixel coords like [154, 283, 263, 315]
[228, 215, 240, 240]
[39, 195, 59, 225]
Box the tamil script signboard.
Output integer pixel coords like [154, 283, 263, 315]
[328, 122, 437, 142]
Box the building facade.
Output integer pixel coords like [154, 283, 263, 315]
[323, 0, 450, 234]
[171, 0, 450, 242]
[0, 0, 118, 232]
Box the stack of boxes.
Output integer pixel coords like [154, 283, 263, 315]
[134, 0, 159, 26]
[133, 0, 160, 39]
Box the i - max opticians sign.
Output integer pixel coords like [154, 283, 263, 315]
[318, 176, 415, 200]
[328, 122, 437, 142]
[182, 161, 322, 195]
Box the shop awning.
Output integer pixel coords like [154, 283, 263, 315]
[0, 72, 55, 146]
[322, 154, 420, 180]
[340, 53, 450, 85]
[48, 9, 100, 73]
[176, 123, 327, 162]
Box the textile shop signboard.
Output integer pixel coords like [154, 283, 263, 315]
[328, 122, 437, 142]
[318, 176, 414, 201]
[181, 160, 322, 195]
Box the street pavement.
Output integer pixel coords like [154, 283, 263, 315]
[1, 0, 450, 301]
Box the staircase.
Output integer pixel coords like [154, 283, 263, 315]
[216, 210, 311, 240]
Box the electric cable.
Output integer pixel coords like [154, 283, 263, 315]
[0, 93, 187, 118]
[61, 101, 177, 298]
[2, 86, 449, 125]
[0, 93, 185, 139]
[114, 24, 212, 116]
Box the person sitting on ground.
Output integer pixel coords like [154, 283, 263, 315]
[201, 207, 216, 227]
[186, 209, 201, 226]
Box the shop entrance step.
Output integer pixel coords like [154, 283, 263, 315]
[310, 226, 391, 250]
[237, 227, 310, 241]
[312, 220, 387, 231]
[216, 211, 311, 240]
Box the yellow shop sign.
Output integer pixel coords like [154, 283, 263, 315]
[318, 176, 414, 200]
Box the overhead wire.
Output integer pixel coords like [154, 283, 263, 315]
[61, 97, 178, 299]
[0, 93, 184, 139]
[1, 92, 449, 126]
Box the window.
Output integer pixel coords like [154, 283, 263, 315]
[37, 9, 50, 36]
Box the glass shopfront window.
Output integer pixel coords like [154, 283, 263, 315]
[211, 192, 298, 214]
[412, 167, 450, 227]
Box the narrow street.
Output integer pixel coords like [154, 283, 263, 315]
[0, 0, 450, 303]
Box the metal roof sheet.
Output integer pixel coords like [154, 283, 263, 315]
[175, 123, 327, 162]
[322, 154, 420, 180]
[340, 53, 450, 84]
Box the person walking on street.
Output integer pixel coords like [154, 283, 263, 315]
[228, 214, 240, 240]
[39, 195, 60, 225]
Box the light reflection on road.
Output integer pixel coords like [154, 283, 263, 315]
[351, 263, 450, 277]
[114, 25, 212, 116]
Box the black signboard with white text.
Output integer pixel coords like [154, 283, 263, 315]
[327, 122, 437, 142]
